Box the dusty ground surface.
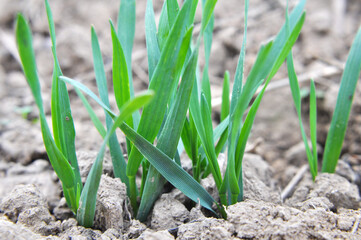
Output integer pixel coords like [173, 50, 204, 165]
[0, 0, 361, 239]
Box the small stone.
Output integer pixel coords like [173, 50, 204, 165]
[77, 151, 113, 184]
[101, 228, 123, 240]
[0, 184, 60, 235]
[61, 218, 78, 231]
[93, 175, 128, 231]
[177, 218, 234, 240]
[53, 198, 74, 221]
[337, 216, 355, 231]
[0, 217, 44, 240]
[125, 220, 147, 239]
[137, 229, 175, 240]
[309, 173, 360, 210]
[150, 193, 190, 230]
[300, 197, 334, 211]
[336, 160, 358, 183]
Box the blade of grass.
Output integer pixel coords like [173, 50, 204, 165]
[126, 0, 197, 207]
[137, 49, 198, 221]
[77, 93, 154, 228]
[190, 77, 222, 189]
[215, 71, 230, 155]
[223, 1, 306, 204]
[121, 123, 225, 218]
[110, 21, 133, 130]
[286, 52, 317, 179]
[309, 79, 318, 172]
[91, 26, 129, 189]
[145, 0, 160, 80]
[157, 1, 170, 50]
[74, 88, 106, 138]
[16, 14, 78, 212]
[117, 0, 139, 129]
[322, 26, 361, 173]
[221, 71, 230, 121]
[285, 0, 317, 179]
[167, 0, 179, 27]
[221, 0, 249, 205]
[45, 0, 82, 194]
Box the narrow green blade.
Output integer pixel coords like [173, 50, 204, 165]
[74, 88, 106, 138]
[60, 76, 116, 118]
[287, 52, 317, 179]
[221, 71, 230, 121]
[77, 93, 154, 228]
[145, 0, 160, 80]
[117, 0, 139, 128]
[157, 1, 170, 50]
[200, 0, 217, 35]
[309, 79, 318, 174]
[121, 123, 221, 217]
[225, 1, 306, 204]
[91, 26, 129, 188]
[216, 71, 230, 155]
[126, 0, 197, 177]
[137, 50, 198, 221]
[16, 14, 77, 211]
[167, 0, 179, 27]
[322, 26, 361, 173]
[110, 21, 133, 129]
[190, 77, 222, 189]
[222, 0, 249, 205]
[200, 0, 217, 110]
[45, 0, 81, 193]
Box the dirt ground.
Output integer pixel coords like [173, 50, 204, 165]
[0, 0, 361, 239]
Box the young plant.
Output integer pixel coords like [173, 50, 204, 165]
[287, 23, 361, 178]
[59, 0, 225, 221]
[15, 0, 153, 227]
[181, 0, 307, 205]
[69, 0, 306, 215]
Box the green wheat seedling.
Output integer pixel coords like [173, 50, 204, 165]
[58, 0, 225, 221]
[15, 0, 153, 227]
[180, 0, 306, 206]
[287, 24, 361, 179]
[16, 0, 308, 226]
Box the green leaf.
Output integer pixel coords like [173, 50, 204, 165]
[117, 0, 139, 129]
[287, 52, 317, 180]
[167, 0, 179, 28]
[157, 1, 170, 50]
[309, 79, 318, 173]
[190, 77, 222, 189]
[126, 0, 197, 178]
[117, 0, 135, 81]
[74, 88, 106, 138]
[145, 0, 160, 80]
[60, 76, 116, 118]
[121, 123, 222, 217]
[137, 49, 198, 221]
[45, 0, 81, 192]
[110, 21, 133, 129]
[322, 26, 361, 173]
[221, 71, 230, 121]
[77, 92, 154, 227]
[200, 0, 217, 36]
[91, 26, 129, 189]
[16, 13, 78, 212]
[221, 0, 249, 205]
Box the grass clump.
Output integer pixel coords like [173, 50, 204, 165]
[15, 0, 153, 227]
[287, 24, 361, 179]
[16, 0, 313, 226]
